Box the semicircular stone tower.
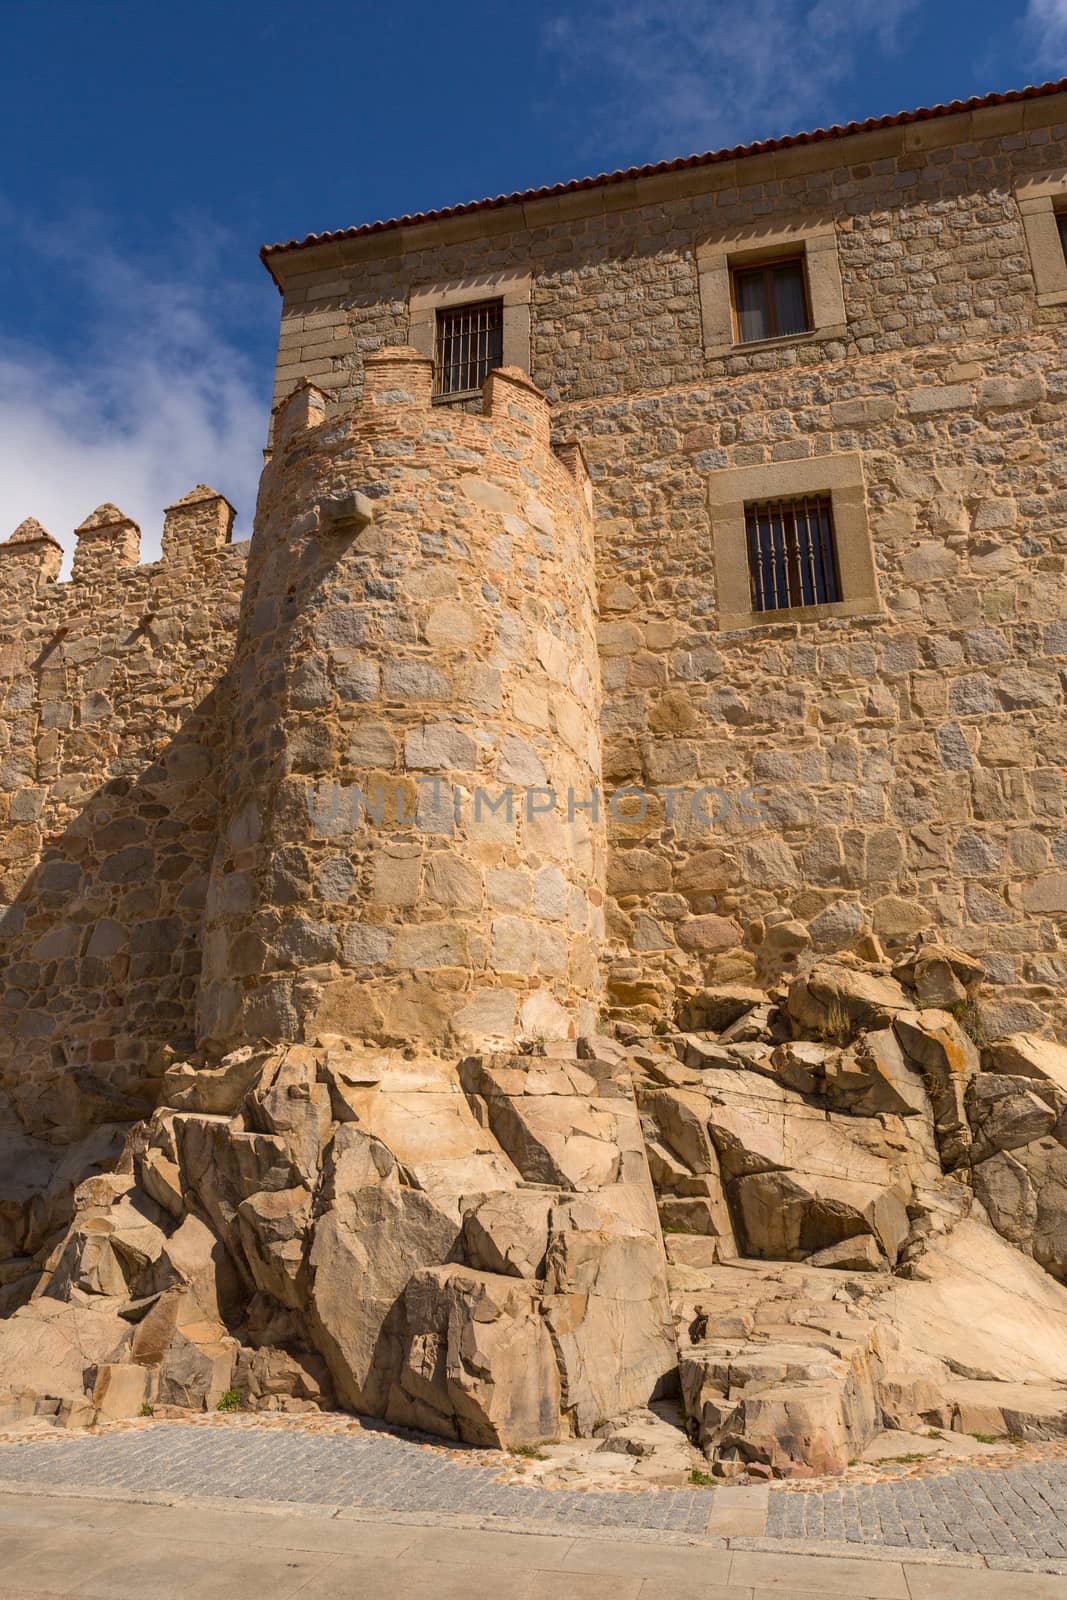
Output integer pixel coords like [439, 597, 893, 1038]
[198, 350, 605, 1056]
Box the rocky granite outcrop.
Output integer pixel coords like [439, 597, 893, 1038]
[1, 933, 1066, 1477]
[0, 1037, 676, 1448]
[626, 942, 1067, 1473]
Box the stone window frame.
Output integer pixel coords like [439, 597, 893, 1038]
[408, 270, 532, 401]
[697, 221, 847, 359]
[707, 453, 879, 631]
[1017, 177, 1067, 307]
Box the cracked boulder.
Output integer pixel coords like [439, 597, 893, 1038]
[462, 1054, 643, 1190]
[676, 986, 767, 1034]
[972, 1140, 1067, 1281]
[701, 1068, 917, 1264]
[236, 1186, 313, 1310]
[391, 1265, 562, 1446]
[731, 1170, 909, 1264]
[0, 1109, 126, 1312]
[307, 1126, 460, 1414]
[892, 945, 984, 1010]
[871, 1215, 1067, 1381]
[234, 1344, 333, 1413]
[43, 1175, 169, 1302]
[966, 1074, 1056, 1164]
[985, 1033, 1067, 1098]
[894, 1010, 978, 1167]
[461, 1190, 554, 1279]
[786, 962, 909, 1039]
[823, 1029, 927, 1119]
[172, 1114, 302, 1249]
[162, 1047, 268, 1117]
[639, 1088, 736, 1255]
[331, 1053, 518, 1206]
[246, 1046, 333, 1183]
[676, 1276, 885, 1476]
[0, 1293, 132, 1417]
[541, 1190, 676, 1434]
[156, 1325, 238, 1409]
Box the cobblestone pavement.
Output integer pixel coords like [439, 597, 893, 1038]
[0, 1425, 712, 1535]
[767, 1462, 1067, 1562]
[3, 1423, 1067, 1572]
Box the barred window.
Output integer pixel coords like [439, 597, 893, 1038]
[434, 299, 504, 396]
[745, 495, 842, 612]
[732, 257, 810, 344]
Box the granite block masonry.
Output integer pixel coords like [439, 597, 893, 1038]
[264, 80, 1067, 1041]
[1, 81, 1067, 1465]
[198, 353, 605, 1058]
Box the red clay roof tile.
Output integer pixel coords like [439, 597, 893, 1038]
[260, 78, 1067, 284]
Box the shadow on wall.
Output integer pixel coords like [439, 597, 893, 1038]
[0, 683, 229, 1144]
[0, 684, 232, 1312]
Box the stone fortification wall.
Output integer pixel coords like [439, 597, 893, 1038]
[2, 92, 1067, 1131]
[585, 338, 1067, 1035]
[267, 95, 1067, 1032]
[0, 491, 247, 1139]
[197, 349, 604, 1056]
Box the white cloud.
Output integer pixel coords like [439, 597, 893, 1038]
[543, 0, 921, 158]
[0, 215, 270, 572]
[1026, 0, 1067, 67]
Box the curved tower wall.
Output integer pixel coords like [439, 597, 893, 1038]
[198, 351, 604, 1054]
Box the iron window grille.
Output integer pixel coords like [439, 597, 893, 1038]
[732, 256, 811, 344]
[745, 495, 842, 612]
[434, 299, 504, 397]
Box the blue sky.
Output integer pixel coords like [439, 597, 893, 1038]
[1, 0, 1065, 563]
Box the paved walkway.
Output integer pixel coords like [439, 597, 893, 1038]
[2, 1489, 1067, 1600]
[0, 1424, 1066, 1595]
[768, 1463, 1067, 1563]
[0, 1424, 712, 1535]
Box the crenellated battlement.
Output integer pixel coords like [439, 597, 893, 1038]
[70, 503, 141, 586]
[0, 485, 239, 611]
[270, 348, 576, 476]
[0, 483, 248, 1132]
[0, 518, 64, 597]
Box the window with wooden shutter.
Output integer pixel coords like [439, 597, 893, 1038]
[732, 257, 811, 344]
